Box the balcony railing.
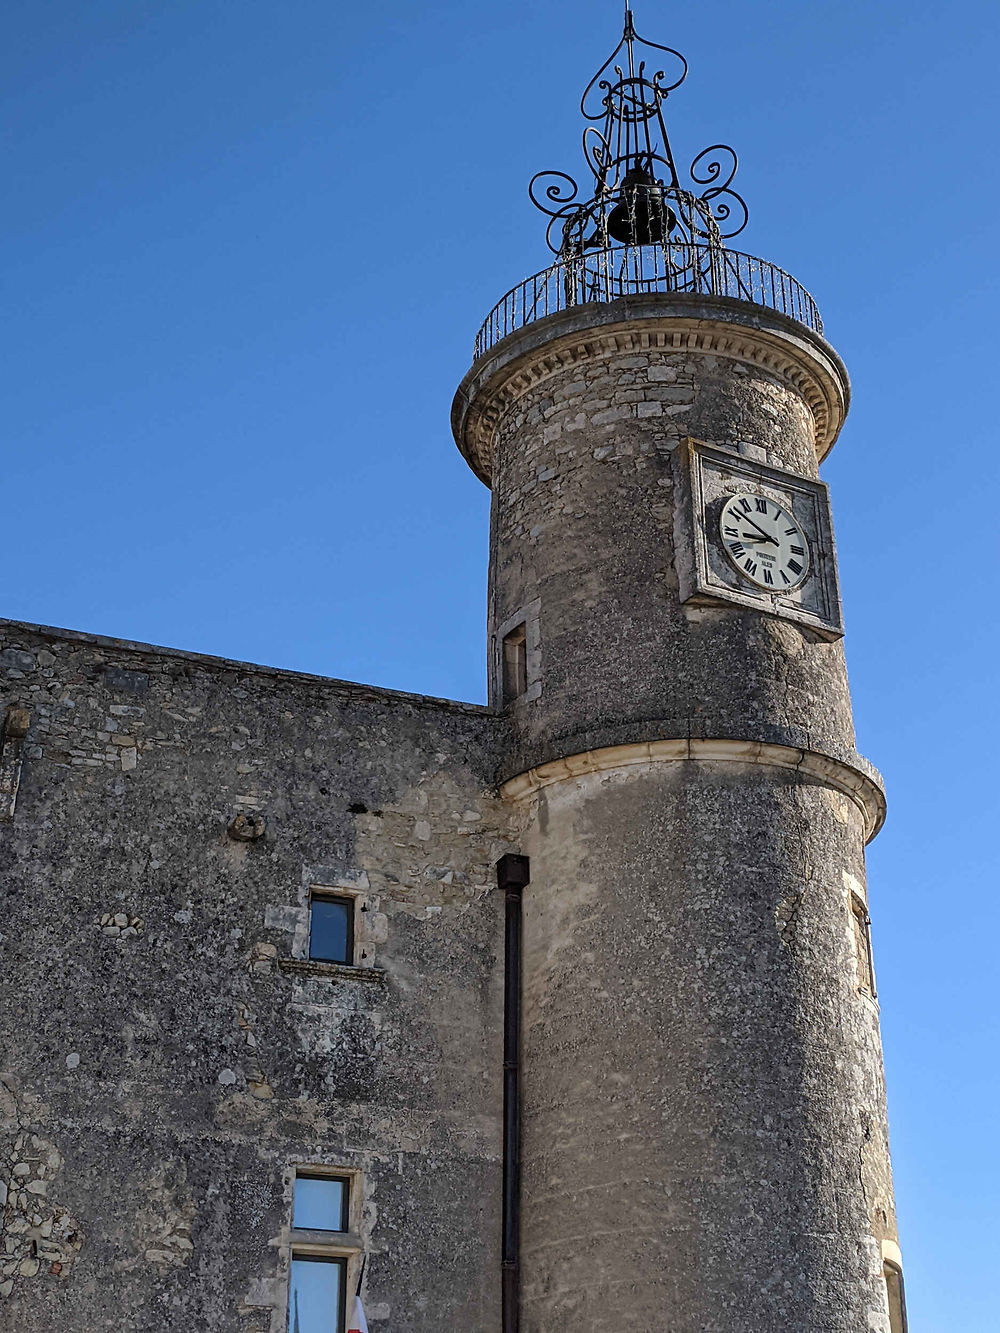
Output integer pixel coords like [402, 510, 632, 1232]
[474, 242, 822, 360]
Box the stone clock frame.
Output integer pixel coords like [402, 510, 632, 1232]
[675, 437, 844, 639]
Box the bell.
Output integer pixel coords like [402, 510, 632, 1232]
[606, 161, 676, 245]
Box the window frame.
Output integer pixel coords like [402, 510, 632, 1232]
[289, 1253, 348, 1333]
[492, 599, 541, 709]
[293, 1172, 351, 1234]
[288, 1166, 363, 1333]
[849, 890, 877, 999]
[501, 622, 528, 704]
[308, 892, 355, 967]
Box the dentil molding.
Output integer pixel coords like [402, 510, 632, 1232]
[453, 305, 849, 487]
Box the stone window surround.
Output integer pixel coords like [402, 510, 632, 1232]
[269, 869, 387, 982]
[287, 1164, 365, 1331]
[0, 704, 30, 820]
[880, 1240, 908, 1333]
[492, 599, 542, 708]
[849, 888, 878, 1002]
[501, 622, 528, 705]
[296, 883, 365, 968]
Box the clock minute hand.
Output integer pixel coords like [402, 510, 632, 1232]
[740, 515, 779, 545]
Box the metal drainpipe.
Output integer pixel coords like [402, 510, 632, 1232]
[496, 853, 530, 1333]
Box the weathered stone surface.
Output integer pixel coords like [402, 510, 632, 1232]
[0, 621, 518, 1330]
[457, 304, 858, 777]
[455, 294, 900, 1333]
[515, 763, 895, 1330]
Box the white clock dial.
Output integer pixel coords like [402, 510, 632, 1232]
[718, 492, 810, 591]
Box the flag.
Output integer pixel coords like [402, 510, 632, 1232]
[347, 1293, 369, 1333]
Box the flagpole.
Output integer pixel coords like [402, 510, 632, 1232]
[348, 1255, 369, 1333]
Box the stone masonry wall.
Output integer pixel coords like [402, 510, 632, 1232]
[455, 299, 899, 1332]
[515, 759, 898, 1333]
[0, 618, 519, 1332]
[484, 327, 858, 777]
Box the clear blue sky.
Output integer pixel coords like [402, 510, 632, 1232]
[3, 2, 998, 1326]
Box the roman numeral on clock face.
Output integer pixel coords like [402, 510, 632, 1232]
[787, 558, 803, 575]
[755, 498, 768, 513]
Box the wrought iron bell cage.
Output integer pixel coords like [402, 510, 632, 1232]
[529, 7, 748, 262]
[473, 8, 823, 359]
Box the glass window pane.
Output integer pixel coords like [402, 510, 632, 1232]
[310, 898, 351, 964]
[289, 1256, 344, 1333]
[294, 1175, 348, 1232]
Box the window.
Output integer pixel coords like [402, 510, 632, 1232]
[310, 895, 354, 965]
[502, 623, 527, 704]
[494, 600, 540, 709]
[884, 1262, 908, 1333]
[290, 1255, 346, 1333]
[294, 1174, 350, 1233]
[289, 1172, 357, 1333]
[850, 894, 876, 997]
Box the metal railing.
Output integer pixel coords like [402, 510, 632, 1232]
[474, 242, 822, 359]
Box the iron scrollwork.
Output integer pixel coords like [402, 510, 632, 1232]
[529, 6, 749, 287]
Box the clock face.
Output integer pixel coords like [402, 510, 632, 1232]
[718, 492, 810, 591]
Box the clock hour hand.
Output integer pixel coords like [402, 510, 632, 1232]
[739, 515, 779, 545]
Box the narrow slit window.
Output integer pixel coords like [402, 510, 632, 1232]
[502, 623, 528, 704]
[289, 1254, 346, 1333]
[310, 895, 354, 965]
[884, 1262, 908, 1333]
[850, 895, 876, 997]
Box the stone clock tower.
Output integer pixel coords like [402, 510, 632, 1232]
[0, 10, 910, 1332]
[454, 11, 906, 1333]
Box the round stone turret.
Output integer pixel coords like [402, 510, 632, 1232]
[453, 291, 860, 777]
[453, 283, 901, 1333]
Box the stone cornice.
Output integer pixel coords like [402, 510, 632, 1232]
[452, 296, 850, 487]
[500, 737, 886, 842]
